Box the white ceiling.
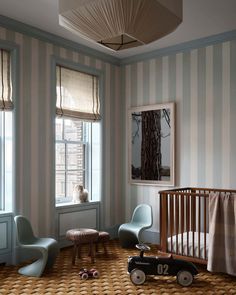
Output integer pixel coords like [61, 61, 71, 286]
[0, 0, 236, 59]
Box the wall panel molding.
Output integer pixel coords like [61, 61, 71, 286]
[55, 202, 100, 248]
[0, 214, 13, 265]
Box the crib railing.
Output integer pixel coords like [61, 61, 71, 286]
[159, 187, 236, 264]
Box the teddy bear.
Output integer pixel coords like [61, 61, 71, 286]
[73, 184, 89, 203]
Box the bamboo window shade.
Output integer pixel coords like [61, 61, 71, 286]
[56, 65, 100, 121]
[0, 49, 13, 110]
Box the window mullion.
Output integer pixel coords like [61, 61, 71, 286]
[90, 123, 92, 201]
[63, 119, 67, 200]
[2, 112, 5, 210]
[65, 141, 67, 199]
[83, 122, 87, 195]
[0, 113, 3, 210]
[62, 118, 65, 141]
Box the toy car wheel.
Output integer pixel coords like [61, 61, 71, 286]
[177, 270, 193, 287]
[81, 272, 89, 280]
[92, 270, 99, 278]
[130, 268, 146, 285]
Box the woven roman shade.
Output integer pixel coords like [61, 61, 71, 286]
[0, 49, 13, 110]
[56, 65, 100, 121]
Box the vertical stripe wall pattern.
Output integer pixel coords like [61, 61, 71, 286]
[0, 26, 122, 235]
[1, 23, 236, 236]
[122, 40, 236, 232]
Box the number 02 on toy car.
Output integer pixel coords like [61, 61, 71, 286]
[127, 244, 198, 287]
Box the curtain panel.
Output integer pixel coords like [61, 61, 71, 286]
[0, 49, 13, 110]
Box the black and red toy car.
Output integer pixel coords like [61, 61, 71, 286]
[79, 268, 99, 280]
[128, 244, 198, 287]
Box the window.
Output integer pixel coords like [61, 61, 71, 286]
[0, 112, 13, 211]
[55, 64, 101, 205]
[0, 49, 13, 211]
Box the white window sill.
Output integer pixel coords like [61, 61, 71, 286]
[0, 210, 13, 216]
[55, 201, 99, 209]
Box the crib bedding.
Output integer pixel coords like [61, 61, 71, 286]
[167, 231, 209, 259]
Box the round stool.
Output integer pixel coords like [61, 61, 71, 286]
[66, 228, 99, 264]
[96, 231, 110, 256]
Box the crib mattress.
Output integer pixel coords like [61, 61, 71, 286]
[167, 231, 209, 259]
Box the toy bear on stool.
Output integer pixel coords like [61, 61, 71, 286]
[73, 185, 88, 203]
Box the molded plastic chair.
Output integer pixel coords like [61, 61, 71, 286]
[118, 204, 153, 248]
[14, 215, 59, 277]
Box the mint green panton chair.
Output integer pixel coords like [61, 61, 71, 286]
[118, 204, 153, 248]
[14, 215, 59, 277]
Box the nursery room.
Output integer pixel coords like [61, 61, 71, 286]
[0, 0, 236, 294]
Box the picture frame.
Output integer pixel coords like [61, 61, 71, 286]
[128, 102, 175, 186]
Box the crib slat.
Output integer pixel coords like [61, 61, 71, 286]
[170, 194, 173, 253]
[175, 194, 179, 255]
[198, 196, 201, 259]
[186, 195, 189, 256]
[181, 195, 184, 256]
[204, 197, 207, 260]
[160, 192, 167, 252]
[191, 195, 195, 257]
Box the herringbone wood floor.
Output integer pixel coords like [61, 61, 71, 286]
[0, 239, 236, 294]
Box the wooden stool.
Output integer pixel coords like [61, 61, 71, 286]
[66, 228, 99, 264]
[95, 231, 110, 256]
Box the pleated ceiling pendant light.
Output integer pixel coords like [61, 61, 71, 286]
[58, 0, 182, 51]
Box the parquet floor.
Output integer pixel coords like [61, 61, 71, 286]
[0, 239, 236, 294]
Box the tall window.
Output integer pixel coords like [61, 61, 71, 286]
[0, 49, 13, 211]
[55, 65, 101, 204]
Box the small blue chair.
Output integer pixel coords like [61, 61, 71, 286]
[118, 204, 153, 248]
[14, 215, 59, 277]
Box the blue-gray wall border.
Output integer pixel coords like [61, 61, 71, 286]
[0, 14, 120, 66]
[121, 30, 236, 65]
[1, 15, 236, 68]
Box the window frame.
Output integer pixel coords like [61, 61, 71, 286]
[52, 57, 104, 207]
[0, 111, 13, 211]
[0, 42, 18, 213]
[0, 111, 6, 210]
[55, 118, 90, 203]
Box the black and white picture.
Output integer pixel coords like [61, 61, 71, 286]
[129, 103, 175, 186]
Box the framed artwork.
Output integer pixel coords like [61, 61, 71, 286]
[128, 102, 175, 186]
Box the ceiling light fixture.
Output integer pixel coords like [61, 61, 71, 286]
[58, 0, 183, 51]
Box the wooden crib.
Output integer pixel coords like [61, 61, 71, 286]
[159, 187, 236, 265]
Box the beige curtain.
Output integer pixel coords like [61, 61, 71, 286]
[207, 192, 236, 276]
[56, 65, 100, 121]
[0, 49, 13, 110]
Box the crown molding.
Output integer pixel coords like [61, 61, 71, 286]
[0, 15, 121, 66]
[1, 15, 236, 67]
[121, 29, 236, 65]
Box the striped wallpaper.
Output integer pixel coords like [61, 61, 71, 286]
[123, 41, 236, 232]
[1, 22, 236, 237]
[0, 26, 122, 236]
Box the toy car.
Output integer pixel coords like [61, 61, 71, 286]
[127, 244, 198, 287]
[79, 268, 99, 280]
